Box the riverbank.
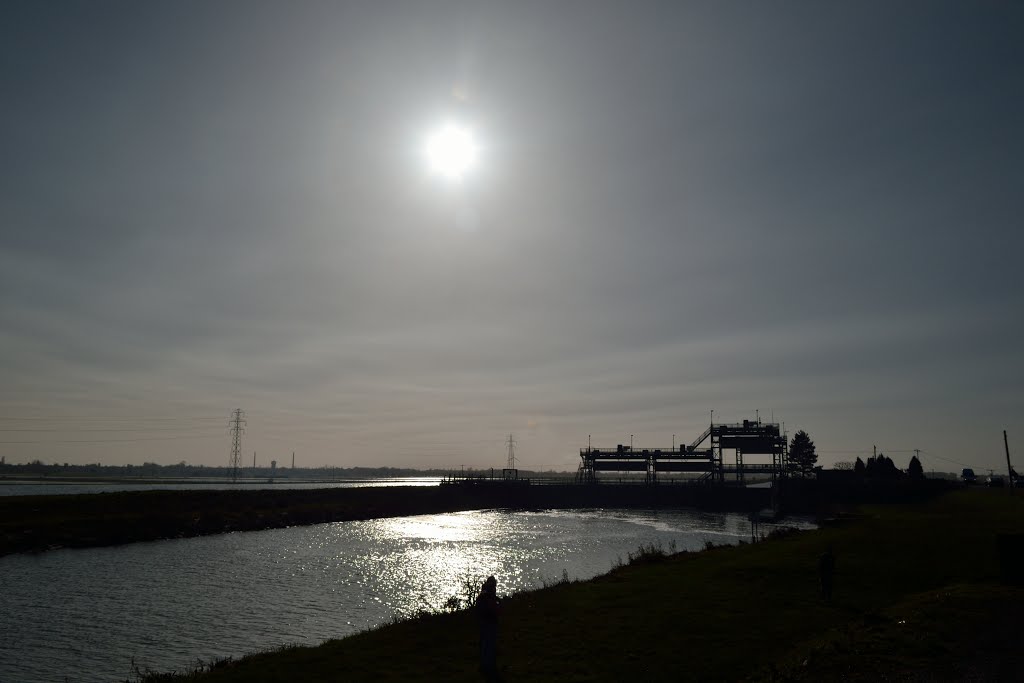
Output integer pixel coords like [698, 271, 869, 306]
[0, 486, 482, 557]
[1, 483, 780, 557]
[140, 489, 1024, 682]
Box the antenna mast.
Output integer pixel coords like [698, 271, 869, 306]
[228, 409, 246, 482]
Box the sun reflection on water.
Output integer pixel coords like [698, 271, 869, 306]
[357, 512, 516, 614]
[379, 511, 487, 543]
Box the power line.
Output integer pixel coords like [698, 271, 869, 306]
[915, 449, 972, 469]
[0, 434, 223, 444]
[0, 427, 228, 433]
[818, 450, 874, 454]
[818, 448, 971, 470]
[821, 449, 917, 454]
[0, 416, 224, 422]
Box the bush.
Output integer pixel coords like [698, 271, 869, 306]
[627, 540, 678, 565]
[541, 568, 573, 587]
[765, 526, 801, 541]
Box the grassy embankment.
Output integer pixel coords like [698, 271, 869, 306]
[144, 489, 1024, 682]
[0, 487, 495, 557]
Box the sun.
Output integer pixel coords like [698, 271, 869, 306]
[424, 123, 479, 182]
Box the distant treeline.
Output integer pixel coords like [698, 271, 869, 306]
[0, 460, 569, 479]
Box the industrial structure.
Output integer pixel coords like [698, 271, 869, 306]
[228, 408, 246, 482]
[503, 433, 519, 480]
[577, 418, 788, 485]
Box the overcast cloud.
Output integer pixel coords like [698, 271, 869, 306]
[1, 1, 1022, 472]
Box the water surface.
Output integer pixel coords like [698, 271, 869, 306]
[0, 508, 813, 682]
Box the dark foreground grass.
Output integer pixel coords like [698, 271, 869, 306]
[755, 583, 1024, 681]
[142, 489, 1024, 682]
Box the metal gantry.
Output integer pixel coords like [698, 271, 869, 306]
[578, 418, 787, 485]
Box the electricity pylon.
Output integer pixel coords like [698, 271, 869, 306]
[228, 409, 246, 482]
[506, 433, 517, 470]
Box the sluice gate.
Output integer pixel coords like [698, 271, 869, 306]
[578, 420, 787, 485]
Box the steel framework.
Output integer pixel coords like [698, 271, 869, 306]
[228, 408, 246, 482]
[578, 418, 787, 485]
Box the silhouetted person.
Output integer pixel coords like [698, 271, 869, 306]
[818, 546, 835, 602]
[476, 575, 499, 678]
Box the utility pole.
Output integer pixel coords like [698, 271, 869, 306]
[228, 409, 246, 482]
[292, 451, 295, 470]
[1005, 430, 1014, 490]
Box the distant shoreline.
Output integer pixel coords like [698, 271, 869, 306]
[1, 478, 955, 558]
[0, 483, 773, 558]
[0, 474, 443, 486]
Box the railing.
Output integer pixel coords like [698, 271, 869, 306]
[580, 449, 714, 459]
[689, 426, 712, 450]
[721, 463, 779, 472]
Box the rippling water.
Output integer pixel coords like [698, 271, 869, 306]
[0, 508, 813, 682]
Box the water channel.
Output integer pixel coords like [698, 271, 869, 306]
[0, 507, 813, 682]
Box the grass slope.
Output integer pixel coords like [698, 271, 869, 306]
[142, 489, 1024, 682]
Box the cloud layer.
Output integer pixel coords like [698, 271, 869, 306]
[2, 1, 1022, 472]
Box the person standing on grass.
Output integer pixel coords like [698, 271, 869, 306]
[818, 546, 835, 602]
[476, 575, 500, 677]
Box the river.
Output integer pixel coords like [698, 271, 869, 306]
[0, 507, 813, 682]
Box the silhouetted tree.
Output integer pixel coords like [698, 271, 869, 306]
[865, 454, 902, 479]
[907, 455, 924, 480]
[854, 457, 866, 475]
[788, 431, 818, 477]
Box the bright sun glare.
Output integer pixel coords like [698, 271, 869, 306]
[424, 123, 479, 182]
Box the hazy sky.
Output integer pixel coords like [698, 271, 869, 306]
[2, 1, 1022, 473]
